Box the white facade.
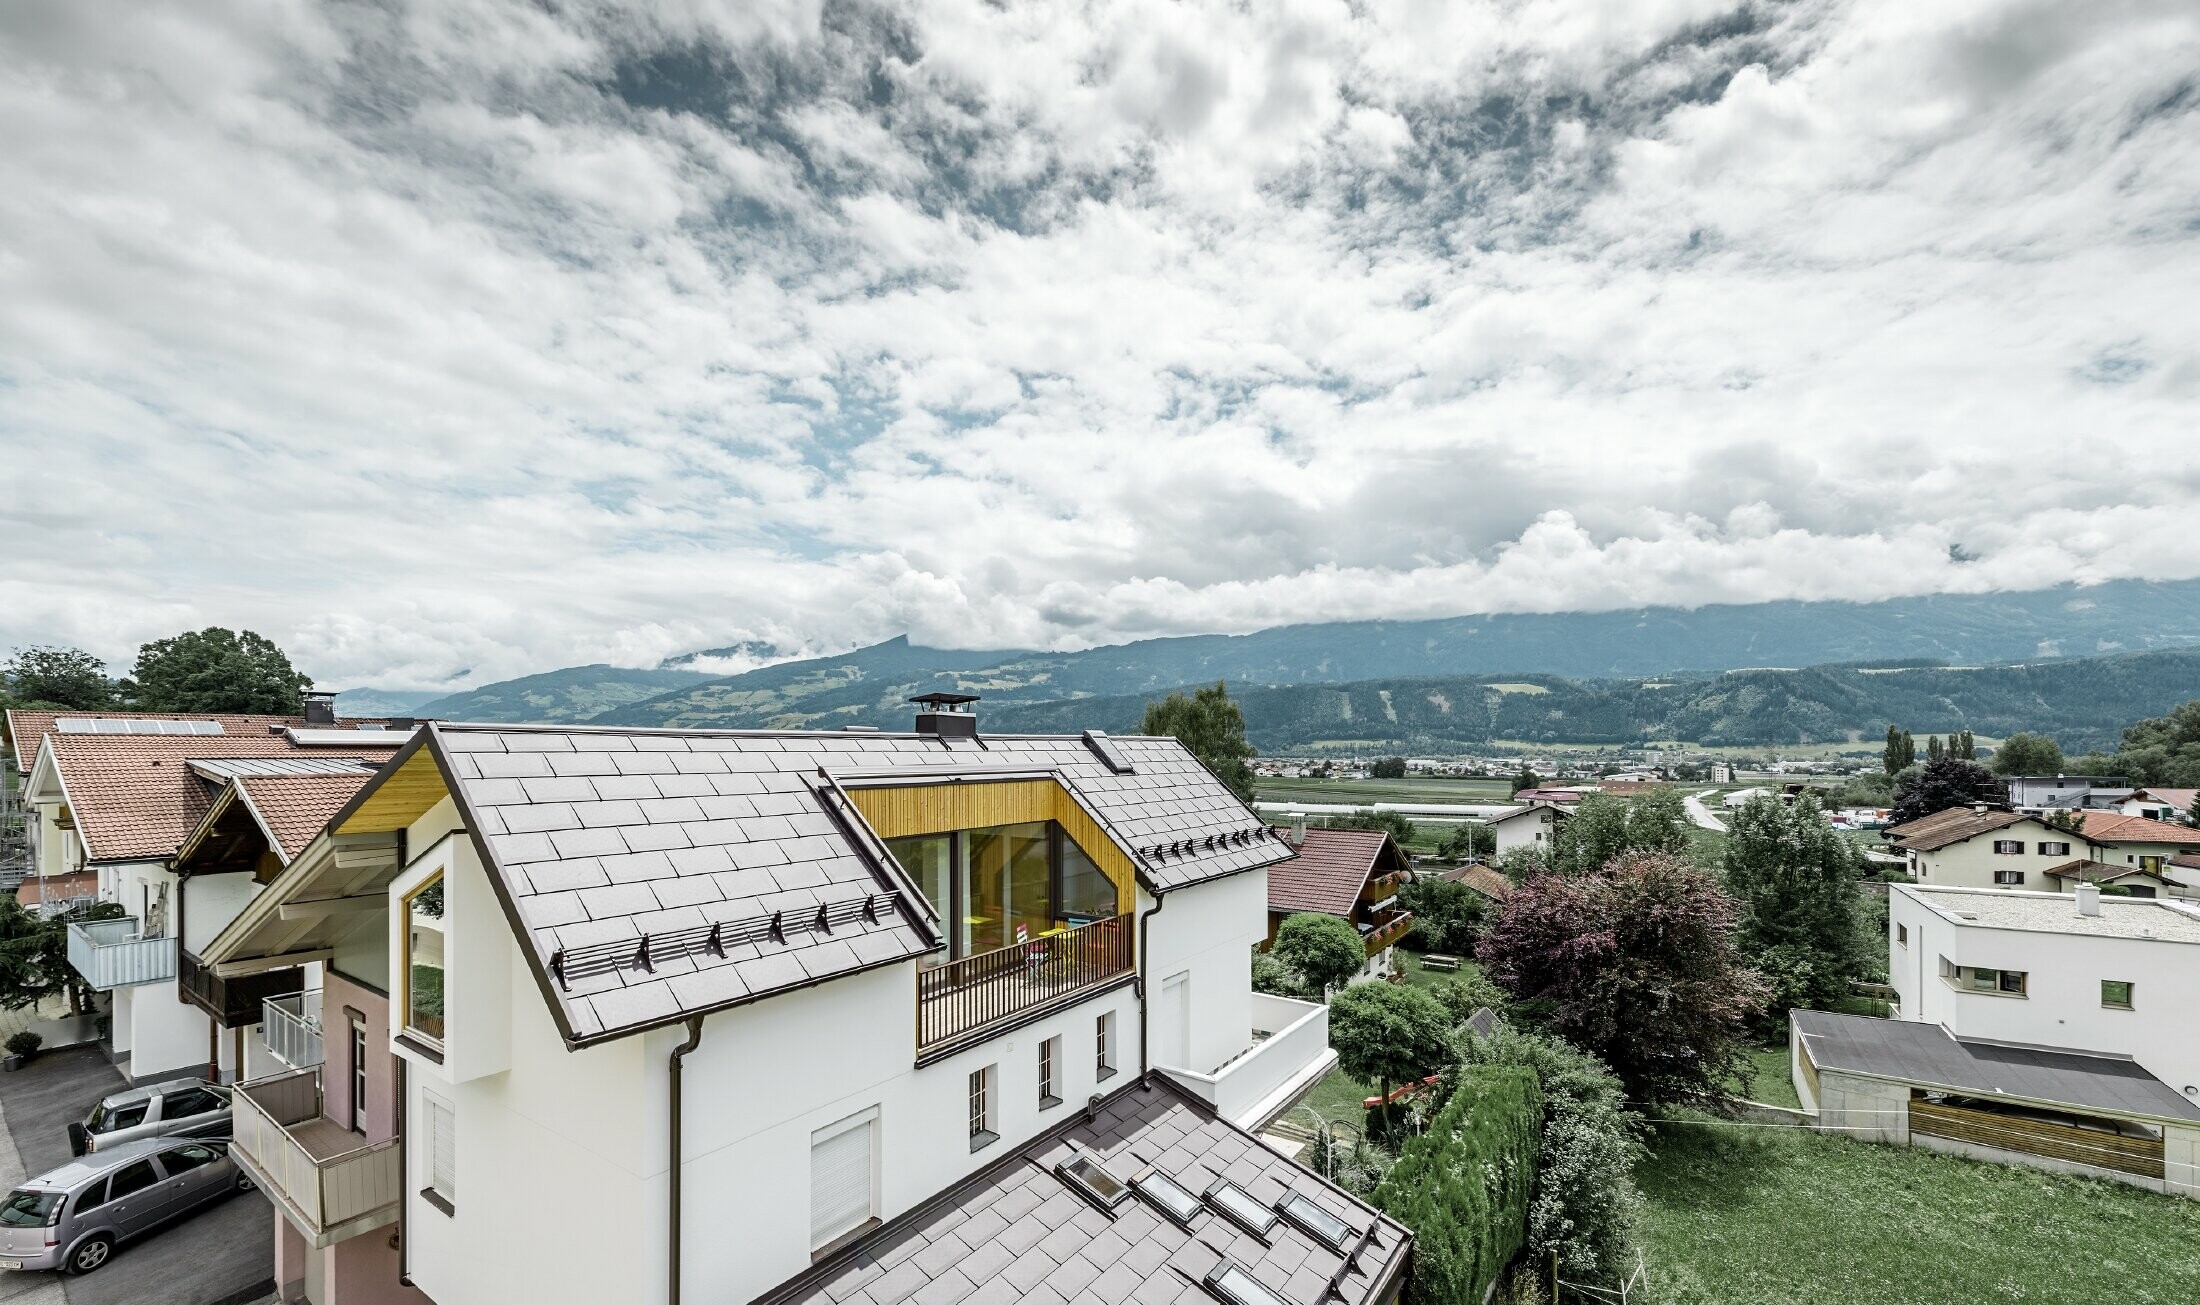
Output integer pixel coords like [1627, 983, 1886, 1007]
[387, 794, 1286, 1305]
[1887, 885, 2200, 1099]
[1904, 816, 2082, 891]
[1491, 803, 1561, 857]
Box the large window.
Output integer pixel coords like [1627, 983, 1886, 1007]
[404, 875, 447, 1046]
[1942, 957, 2026, 996]
[886, 822, 1120, 966]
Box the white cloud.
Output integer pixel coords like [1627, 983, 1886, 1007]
[1, 0, 2197, 690]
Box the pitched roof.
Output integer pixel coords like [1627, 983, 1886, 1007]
[422, 723, 1286, 1045]
[1490, 799, 1568, 826]
[1792, 1008, 2200, 1122]
[2038, 859, 2172, 886]
[40, 732, 403, 863]
[1887, 806, 2026, 852]
[1438, 863, 1514, 901]
[758, 1074, 1410, 1305]
[2130, 787, 2200, 810]
[2074, 812, 2200, 847]
[1267, 826, 1397, 917]
[5, 709, 307, 773]
[235, 773, 379, 862]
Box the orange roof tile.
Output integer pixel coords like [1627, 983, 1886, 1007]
[234, 773, 378, 862]
[2075, 811, 2200, 847]
[1439, 863, 1514, 901]
[1268, 825, 1402, 917]
[5, 709, 308, 772]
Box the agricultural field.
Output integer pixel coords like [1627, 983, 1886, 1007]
[1254, 775, 1515, 805]
[1636, 1114, 2200, 1304]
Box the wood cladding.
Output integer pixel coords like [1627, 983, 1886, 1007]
[847, 779, 1140, 902]
[1908, 1099, 2164, 1178]
[338, 749, 447, 836]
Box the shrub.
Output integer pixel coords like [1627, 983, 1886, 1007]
[1399, 876, 1484, 954]
[1373, 1065, 1542, 1305]
[1273, 912, 1368, 993]
[1429, 967, 1512, 1030]
[1330, 983, 1455, 1108]
[4, 1031, 40, 1059]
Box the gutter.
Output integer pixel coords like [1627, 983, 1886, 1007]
[1136, 889, 1165, 1075]
[669, 1016, 706, 1305]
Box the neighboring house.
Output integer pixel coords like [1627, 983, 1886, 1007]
[1710, 762, 1735, 783]
[1885, 884, 2200, 1101]
[1885, 807, 2082, 891]
[1263, 825, 1414, 980]
[193, 713, 1391, 1305]
[1434, 861, 1514, 907]
[2005, 774, 2132, 816]
[2121, 788, 2199, 824]
[1721, 786, 1773, 808]
[2074, 812, 2200, 879]
[11, 704, 405, 1081]
[1490, 799, 1569, 857]
[2037, 859, 2179, 898]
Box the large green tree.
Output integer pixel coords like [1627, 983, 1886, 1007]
[1890, 757, 2003, 825]
[1990, 731, 2066, 776]
[1272, 912, 1367, 993]
[1721, 793, 1868, 1015]
[1550, 790, 1690, 876]
[1139, 680, 1256, 802]
[128, 627, 312, 715]
[2088, 700, 2200, 788]
[2, 646, 116, 710]
[1329, 982, 1454, 1109]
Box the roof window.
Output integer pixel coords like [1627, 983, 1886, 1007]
[1133, 1171, 1204, 1227]
[1202, 1260, 1292, 1305]
[1056, 1151, 1131, 1210]
[1203, 1180, 1278, 1239]
[1276, 1191, 1356, 1253]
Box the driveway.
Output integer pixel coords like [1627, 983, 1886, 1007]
[1685, 789, 1730, 833]
[0, 1047, 273, 1305]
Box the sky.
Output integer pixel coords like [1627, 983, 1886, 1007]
[3, 0, 2198, 692]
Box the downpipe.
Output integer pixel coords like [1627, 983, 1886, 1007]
[1136, 890, 1165, 1076]
[669, 1016, 706, 1305]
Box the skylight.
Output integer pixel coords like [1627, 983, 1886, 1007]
[1081, 729, 1135, 774]
[1277, 1192, 1355, 1254]
[1133, 1172, 1203, 1227]
[1203, 1180, 1278, 1239]
[1203, 1261, 1291, 1305]
[1056, 1152, 1130, 1209]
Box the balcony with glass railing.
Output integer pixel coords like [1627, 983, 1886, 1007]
[261, 992, 324, 1070]
[230, 1065, 399, 1247]
[65, 916, 178, 989]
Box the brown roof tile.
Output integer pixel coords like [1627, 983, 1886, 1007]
[1888, 807, 2025, 852]
[2075, 812, 2200, 847]
[235, 773, 378, 861]
[1438, 863, 1514, 901]
[1267, 826, 1397, 917]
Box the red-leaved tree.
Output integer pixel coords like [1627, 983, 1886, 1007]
[1478, 852, 1769, 1108]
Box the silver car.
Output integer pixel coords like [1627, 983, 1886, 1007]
[67, 1078, 231, 1156]
[0, 1137, 254, 1274]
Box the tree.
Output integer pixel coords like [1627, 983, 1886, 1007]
[1721, 793, 1867, 1018]
[1318, 810, 1417, 848]
[1926, 734, 1945, 763]
[1139, 681, 1256, 803]
[1272, 912, 1367, 993]
[2, 646, 116, 710]
[1479, 852, 1769, 1107]
[1437, 822, 1494, 860]
[1371, 756, 1407, 779]
[1991, 731, 2065, 776]
[1399, 876, 1485, 954]
[2089, 700, 2200, 788]
[0, 899, 112, 1016]
[1883, 726, 1903, 776]
[1511, 765, 1540, 794]
[129, 628, 311, 714]
[1951, 729, 1976, 761]
[1550, 791, 1689, 876]
[1329, 982, 1454, 1108]
[1890, 757, 2003, 825]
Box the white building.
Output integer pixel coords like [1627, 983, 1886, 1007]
[1886, 808, 2088, 892]
[196, 716, 1398, 1305]
[1886, 883, 2200, 1099]
[1489, 799, 1568, 857]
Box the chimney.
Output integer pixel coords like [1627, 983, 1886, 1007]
[303, 690, 338, 727]
[908, 692, 980, 741]
[2076, 882, 2101, 917]
[1290, 821, 1307, 846]
[1970, 802, 1987, 815]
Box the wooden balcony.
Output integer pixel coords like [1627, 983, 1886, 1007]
[180, 949, 304, 1028]
[917, 913, 1134, 1056]
[1361, 909, 1414, 957]
[66, 917, 177, 990]
[230, 1066, 399, 1247]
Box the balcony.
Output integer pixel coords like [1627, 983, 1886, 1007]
[180, 950, 305, 1028]
[66, 917, 178, 990]
[231, 1067, 400, 1247]
[262, 992, 325, 1070]
[1159, 993, 1337, 1131]
[917, 912, 1134, 1057]
[1361, 909, 1414, 957]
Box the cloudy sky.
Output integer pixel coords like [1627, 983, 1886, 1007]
[3, 0, 2198, 691]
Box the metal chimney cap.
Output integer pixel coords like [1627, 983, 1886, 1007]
[907, 692, 980, 710]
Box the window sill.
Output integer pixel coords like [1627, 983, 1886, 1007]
[969, 1130, 998, 1154]
[1096, 1065, 1117, 1083]
[2103, 1003, 2134, 1012]
[395, 1032, 445, 1064]
[812, 1217, 881, 1263]
[1039, 1095, 1063, 1112]
[1942, 978, 2026, 1000]
[420, 1188, 454, 1218]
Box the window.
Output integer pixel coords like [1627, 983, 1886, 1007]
[2038, 842, 2071, 857]
[885, 820, 1122, 967]
[1992, 840, 2023, 855]
[2128, 885, 2158, 898]
[809, 1109, 878, 1251]
[1993, 870, 2024, 886]
[160, 1087, 221, 1119]
[1204, 1180, 1279, 1238]
[104, 1160, 160, 1204]
[1204, 1261, 1293, 1305]
[0, 1189, 60, 1228]
[1277, 1192, 1357, 1254]
[1096, 1011, 1117, 1081]
[1896, 924, 1908, 946]
[1056, 1151, 1130, 1209]
[91, 1100, 148, 1134]
[2102, 980, 2135, 1009]
[1038, 1036, 1062, 1109]
[2139, 855, 2165, 871]
[967, 1066, 996, 1151]
[1133, 1172, 1204, 1227]
[159, 1144, 222, 1176]
[422, 1093, 456, 1211]
[1941, 958, 2026, 996]
[403, 874, 447, 1046]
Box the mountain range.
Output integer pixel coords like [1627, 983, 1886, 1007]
[334, 579, 2200, 750]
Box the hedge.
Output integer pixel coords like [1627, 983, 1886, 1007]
[1371, 1064, 1542, 1304]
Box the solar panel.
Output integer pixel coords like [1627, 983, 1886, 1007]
[53, 718, 226, 736]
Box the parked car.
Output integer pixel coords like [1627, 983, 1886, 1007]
[67, 1078, 231, 1157]
[0, 1137, 254, 1274]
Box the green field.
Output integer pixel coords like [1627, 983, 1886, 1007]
[1636, 1116, 2200, 1304]
[1728, 1046, 1799, 1110]
[1255, 776, 1516, 805]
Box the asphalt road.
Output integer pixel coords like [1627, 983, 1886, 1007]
[1685, 788, 1730, 833]
[0, 1047, 273, 1305]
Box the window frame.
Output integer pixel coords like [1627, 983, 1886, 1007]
[967, 1066, 997, 1152]
[1992, 870, 2024, 886]
[2101, 979, 2135, 1010]
[808, 1107, 880, 1253]
[1096, 1011, 1117, 1081]
[2038, 841, 2071, 857]
[400, 872, 448, 1052]
[1039, 1035, 1062, 1110]
[1991, 840, 2024, 856]
[1895, 923, 1908, 947]
[421, 1091, 456, 1215]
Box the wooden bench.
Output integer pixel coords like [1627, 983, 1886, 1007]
[1420, 954, 1461, 973]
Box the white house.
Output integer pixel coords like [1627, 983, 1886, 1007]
[2074, 812, 2200, 881]
[1886, 883, 2200, 1099]
[1490, 799, 1568, 857]
[2120, 788, 2198, 824]
[1884, 807, 2087, 892]
[195, 714, 1399, 1305]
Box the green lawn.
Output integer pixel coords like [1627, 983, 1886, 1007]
[1727, 1046, 1799, 1111]
[1637, 1116, 2200, 1304]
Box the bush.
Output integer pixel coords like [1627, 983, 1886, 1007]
[1251, 949, 1311, 999]
[1458, 1027, 1643, 1284]
[1429, 967, 1512, 1029]
[1400, 876, 1484, 954]
[1373, 1065, 1542, 1305]
[4, 1031, 40, 1059]
[1273, 912, 1368, 993]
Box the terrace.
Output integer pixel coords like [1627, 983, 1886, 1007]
[65, 915, 176, 989]
[916, 911, 1134, 1055]
[229, 1065, 400, 1247]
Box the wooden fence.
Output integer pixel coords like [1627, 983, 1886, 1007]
[1909, 1100, 2163, 1179]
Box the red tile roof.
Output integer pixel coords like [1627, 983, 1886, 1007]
[1268, 826, 1401, 917]
[5, 709, 308, 772]
[1887, 807, 2026, 852]
[2132, 788, 2200, 811]
[1439, 863, 1514, 901]
[2075, 812, 2200, 847]
[2040, 859, 2171, 885]
[45, 733, 400, 863]
[235, 773, 378, 862]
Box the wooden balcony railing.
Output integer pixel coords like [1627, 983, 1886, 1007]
[66, 917, 177, 990]
[231, 1067, 400, 1247]
[180, 950, 304, 1028]
[1362, 910, 1414, 956]
[918, 913, 1134, 1053]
